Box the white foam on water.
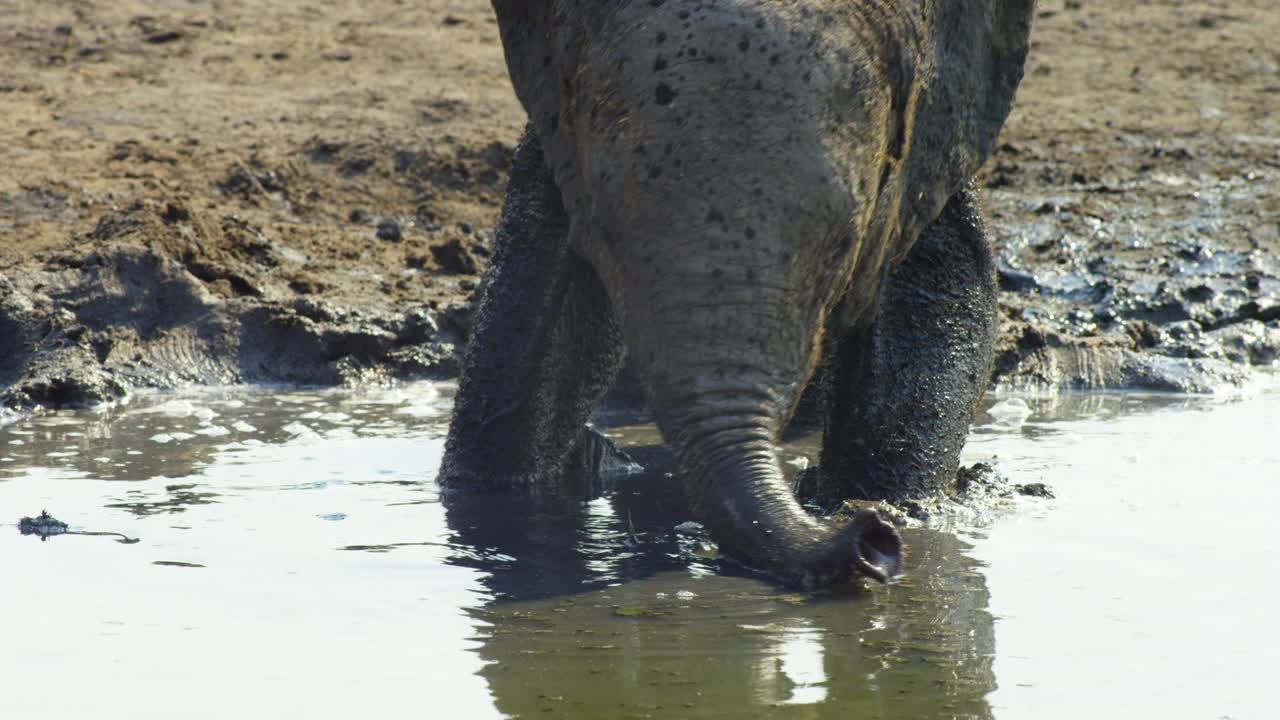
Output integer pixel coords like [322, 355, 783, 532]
[193, 425, 231, 438]
[281, 422, 315, 437]
[987, 397, 1033, 425]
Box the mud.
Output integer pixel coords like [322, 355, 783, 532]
[0, 205, 467, 409]
[981, 1, 1280, 392]
[2, 0, 1278, 410]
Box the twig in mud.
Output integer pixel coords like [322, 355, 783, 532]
[66, 531, 140, 544]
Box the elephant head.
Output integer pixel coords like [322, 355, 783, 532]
[464, 0, 1033, 587]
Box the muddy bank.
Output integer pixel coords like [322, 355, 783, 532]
[1, 0, 512, 409]
[0, 199, 471, 409]
[985, 168, 1280, 394]
[2, 0, 1278, 410]
[978, 0, 1280, 392]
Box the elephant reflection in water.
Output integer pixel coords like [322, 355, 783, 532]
[442, 447, 997, 718]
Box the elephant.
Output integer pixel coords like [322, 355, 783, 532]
[438, 0, 1034, 589]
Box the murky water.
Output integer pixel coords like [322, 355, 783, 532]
[2, 383, 1277, 719]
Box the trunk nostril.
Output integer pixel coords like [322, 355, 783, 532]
[850, 512, 903, 583]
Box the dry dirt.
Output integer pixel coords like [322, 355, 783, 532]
[1, 0, 1278, 410]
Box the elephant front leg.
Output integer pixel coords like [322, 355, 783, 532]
[814, 185, 998, 503]
[439, 128, 626, 494]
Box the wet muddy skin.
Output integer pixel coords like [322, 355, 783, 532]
[3, 382, 1278, 718]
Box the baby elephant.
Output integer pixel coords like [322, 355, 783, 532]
[440, 0, 1034, 588]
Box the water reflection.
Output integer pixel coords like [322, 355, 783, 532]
[2, 386, 1001, 718]
[462, 524, 997, 718]
[974, 390, 1206, 432]
[8, 383, 1269, 718]
[442, 435, 998, 719]
[755, 620, 827, 706]
[0, 385, 454, 484]
[2, 385, 492, 719]
[105, 482, 221, 516]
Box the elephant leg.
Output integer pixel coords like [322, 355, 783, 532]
[439, 127, 625, 493]
[814, 184, 998, 503]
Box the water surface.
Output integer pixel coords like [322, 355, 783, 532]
[2, 384, 1276, 719]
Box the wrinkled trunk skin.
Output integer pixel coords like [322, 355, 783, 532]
[487, 0, 1034, 586]
[657, 383, 903, 586]
[611, 223, 907, 585]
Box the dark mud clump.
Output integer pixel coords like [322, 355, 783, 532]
[828, 462, 1055, 529]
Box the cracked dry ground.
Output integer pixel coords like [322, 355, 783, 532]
[2, 0, 1278, 411]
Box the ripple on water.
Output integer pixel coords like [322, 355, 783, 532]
[0, 383, 1277, 719]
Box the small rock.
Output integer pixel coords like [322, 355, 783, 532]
[376, 219, 402, 242]
[1016, 482, 1054, 498]
[439, 303, 474, 338]
[430, 237, 481, 274]
[161, 201, 190, 224]
[289, 273, 327, 295]
[144, 30, 185, 45]
[1126, 320, 1162, 349]
[998, 265, 1040, 293]
[955, 462, 998, 493]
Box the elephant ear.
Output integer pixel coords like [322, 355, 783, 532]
[491, 1, 554, 112]
[491, 2, 598, 135]
[892, 0, 1035, 253]
[490, 3, 612, 227]
[969, 0, 1035, 164]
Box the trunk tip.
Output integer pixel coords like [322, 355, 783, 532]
[846, 510, 903, 584]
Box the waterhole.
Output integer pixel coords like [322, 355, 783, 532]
[2, 383, 1276, 719]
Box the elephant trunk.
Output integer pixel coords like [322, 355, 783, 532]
[658, 384, 903, 589]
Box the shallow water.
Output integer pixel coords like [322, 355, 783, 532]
[2, 384, 1277, 719]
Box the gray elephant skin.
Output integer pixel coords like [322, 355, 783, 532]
[439, 0, 1034, 589]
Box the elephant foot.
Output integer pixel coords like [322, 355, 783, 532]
[439, 426, 641, 499]
[559, 426, 644, 497]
